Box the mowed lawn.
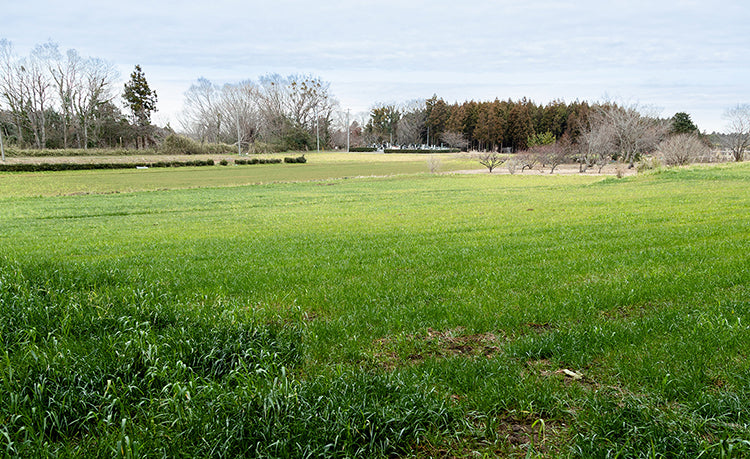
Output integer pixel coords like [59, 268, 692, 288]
[1, 162, 749, 457]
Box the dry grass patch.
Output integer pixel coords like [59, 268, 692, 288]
[374, 327, 505, 370]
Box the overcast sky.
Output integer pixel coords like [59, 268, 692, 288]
[3, 0, 748, 132]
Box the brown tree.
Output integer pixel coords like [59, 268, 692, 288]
[506, 101, 534, 152]
[723, 104, 750, 161]
[596, 103, 666, 168]
[478, 151, 504, 173]
[658, 133, 711, 166]
[440, 130, 468, 150]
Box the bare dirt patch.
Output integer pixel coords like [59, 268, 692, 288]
[449, 162, 638, 176]
[374, 327, 504, 370]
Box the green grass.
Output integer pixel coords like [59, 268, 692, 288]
[1, 163, 749, 456]
[0, 151, 476, 197]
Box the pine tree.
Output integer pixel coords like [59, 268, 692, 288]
[122, 65, 157, 126]
[670, 112, 699, 135]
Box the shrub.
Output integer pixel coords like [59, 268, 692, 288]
[276, 125, 314, 152]
[220, 159, 229, 166]
[235, 158, 282, 165]
[427, 155, 442, 173]
[203, 143, 237, 155]
[637, 156, 663, 173]
[284, 155, 307, 164]
[384, 148, 460, 154]
[0, 160, 218, 172]
[248, 142, 281, 154]
[160, 134, 204, 155]
[658, 133, 711, 166]
[350, 147, 377, 152]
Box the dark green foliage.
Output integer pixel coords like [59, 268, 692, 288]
[349, 147, 377, 152]
[235, 157, 283, 165]
[122, 65, 158, 126]
[0, 260, 455, 457]
[671, 112, 700, 135]
[283, 155, 307, 163]
[384, 148, 460, 154]
[276, 123, 315, 152]
[367, 105, 401, 143]
[572, 393, 750, 458]
[0, 159, 215, 172]
[219, 159, 228, 166]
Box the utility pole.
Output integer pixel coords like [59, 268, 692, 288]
[346, 109, 350, 153]
[0, 126, 5, 162]
[316, 107, 320, 152]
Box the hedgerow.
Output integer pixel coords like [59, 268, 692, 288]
[0, 160, 216, 172]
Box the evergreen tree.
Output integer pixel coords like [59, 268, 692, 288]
[670, 112, 699, 135]
[122, 65, 158, 126]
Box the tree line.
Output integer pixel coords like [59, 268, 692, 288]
[0, 39, 158, 150]
[179, 74, 335, 153]
[363, 97, 750, 166]
[3, 38, 748, 163]
[364, 96, 590, 152]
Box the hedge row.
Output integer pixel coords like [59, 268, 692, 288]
[283, 155, 307, 164]
[235, 158, 283, 165]
[349, 147, 377, 152]
[0, 160, 215, 172]
[384, 148, 461, 154]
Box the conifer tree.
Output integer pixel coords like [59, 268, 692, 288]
[122, 64, 157, 126]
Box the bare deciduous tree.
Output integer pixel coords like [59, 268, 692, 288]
[723, 104, 750, 162]
[516, 150, 539, 172]
[397, 106, 426, 146]
[427, 155, 441, 173]
[596, 103, 667, 168]
[50, 47, 81, 148]
[72, 57, 118, 149]
[440, 130, 468, 150]
[180, 77, 220, 143]
[0, 39, 27, 145]
[181, 74, 335, 151]
[5, 41, 58, 149]
[534, 135, 572, 174]
[217, 81, 260, 152]
[658, 133, 711, 166]
[576, 111, 615, 172]
[478, 151, 504, 173]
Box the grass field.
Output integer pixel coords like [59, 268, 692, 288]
[1, 159, 749, 457]
[0, 152, 477, 197]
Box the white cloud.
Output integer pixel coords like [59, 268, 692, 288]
[2, 0, 749, 132]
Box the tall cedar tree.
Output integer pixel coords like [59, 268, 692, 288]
[122, 65, 158, 126]
[670, 112, 699, 135]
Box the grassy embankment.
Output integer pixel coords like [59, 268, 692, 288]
[1, 161, 749, 457]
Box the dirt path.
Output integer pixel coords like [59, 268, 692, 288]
[448, 163, 637, 176]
